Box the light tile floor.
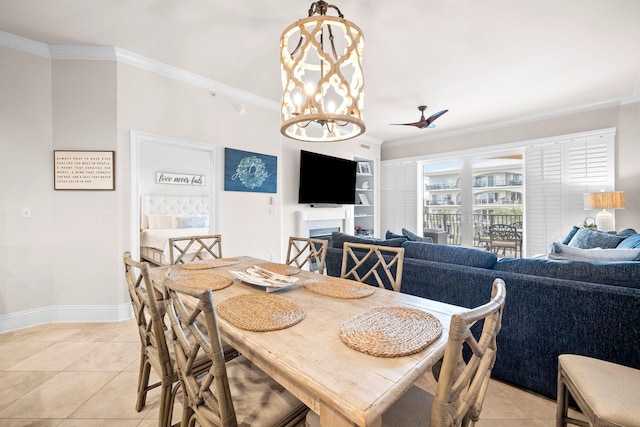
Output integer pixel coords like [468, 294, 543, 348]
[0, 320, 568, 426]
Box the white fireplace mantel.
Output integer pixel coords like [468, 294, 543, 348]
[296, 208, 353, 237]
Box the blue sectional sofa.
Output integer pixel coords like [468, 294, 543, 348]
[326, 230, 640, 399]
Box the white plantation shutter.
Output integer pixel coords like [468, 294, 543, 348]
[380, 161, 419, 235]
[525, 130, 615, 255]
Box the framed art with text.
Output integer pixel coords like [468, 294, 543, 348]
[224, 148, 277, 193]
[54, 150, 115, 190]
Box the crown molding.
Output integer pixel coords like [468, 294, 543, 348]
[113, 48, 278, 111]
[0, 31, 279, 111]
[0, 31, 50, 57]
[49, 44, 117, 60]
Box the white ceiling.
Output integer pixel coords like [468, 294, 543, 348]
[1, 0, 639, 144]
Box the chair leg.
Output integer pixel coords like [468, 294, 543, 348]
[136, 351, 152, 411]
[556, 365, 568, 427]
[158, 380, 176, 427]
[556, 364, 589, 427]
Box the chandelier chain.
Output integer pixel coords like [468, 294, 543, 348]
[308, 1, 344, 18]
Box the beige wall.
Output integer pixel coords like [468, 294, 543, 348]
[0, 46, 54, 316]
[0, 43, 381, 331]
[381, 102, 640, 231]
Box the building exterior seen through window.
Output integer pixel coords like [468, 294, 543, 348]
[423, 155, 523, 251]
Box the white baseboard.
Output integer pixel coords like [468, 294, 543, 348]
[0, 304, 133, 333]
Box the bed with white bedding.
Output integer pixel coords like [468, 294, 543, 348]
[140, 195, 211, 265]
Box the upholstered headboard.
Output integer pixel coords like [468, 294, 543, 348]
[141, 195, 209, 229]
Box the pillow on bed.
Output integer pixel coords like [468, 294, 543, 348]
[172, 215, 209, 228]
[147, 214, 173, 229]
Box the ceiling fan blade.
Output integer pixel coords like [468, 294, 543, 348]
[390, 121, 426, 127]
[390, 106, 448, 129]
[425, 109, 448, 125]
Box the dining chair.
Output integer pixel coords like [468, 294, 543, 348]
[341, 242, 405, 291]
[286, 236, 328, 274]
[556, 354, 640, 427]
[488, 224, 522, 258]
[169, 234, 222, 264]
[163, 276, 309, 427]
[306, 278, 506, 427]
[123, 252, 205, 427]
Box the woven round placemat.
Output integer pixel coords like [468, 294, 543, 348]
[171, 272, 233, 291]
[216, 293, 305, 332]
[255, 262, 301, 276]
[179, 258, 241, 270]
[302, 276, 375, 299]
[339, 306, 442, 358]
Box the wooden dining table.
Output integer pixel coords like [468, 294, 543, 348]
[151, 256, 465, 427]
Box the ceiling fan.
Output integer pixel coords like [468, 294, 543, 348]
[391, 105, 448, 129]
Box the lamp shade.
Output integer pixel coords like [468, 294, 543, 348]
[583, 191, 626, 210]
[280, 1, 365, 142]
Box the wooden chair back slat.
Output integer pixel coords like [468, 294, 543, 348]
[169, 234, 223, 264]
[286, 237, 328, 274]
[340, 242, 405, 292]
[431, 278, 506, 427]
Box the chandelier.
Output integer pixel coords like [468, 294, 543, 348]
[280, 1, 365, 142]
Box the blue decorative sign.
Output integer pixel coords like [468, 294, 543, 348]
[224, 148, 277, 193]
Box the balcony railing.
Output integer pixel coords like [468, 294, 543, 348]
[425, 183, 459, 190]
[424, 213, 523, 246]
[473, 179, 523, 188]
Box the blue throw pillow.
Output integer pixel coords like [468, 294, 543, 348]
[618, 233, 640, 249]
[561, 226, 580, 244]
[385, 230, 409, 241]
[402, 228, 433, 243]
[617, 228, 638, 237]
[331, 232, 406, 249]
[567, 227, 624, 249]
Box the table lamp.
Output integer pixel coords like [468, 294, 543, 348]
[583, 191, 625, 232]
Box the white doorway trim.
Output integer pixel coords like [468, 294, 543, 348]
[129, 131, 219, 261]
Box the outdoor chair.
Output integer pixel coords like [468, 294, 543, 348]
[488, 224, 522, 258]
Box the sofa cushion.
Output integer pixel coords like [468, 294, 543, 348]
[494, 256, 640, 289]
[330, 232, 406, 249]
[402, 228, 433, 243]
[618, 233, 640, 249]
[548, 242, 640, 262]
[401, 241, 498, 269]
[567, 228, 624, 249]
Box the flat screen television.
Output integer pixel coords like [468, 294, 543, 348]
[298, 150, 357, 205]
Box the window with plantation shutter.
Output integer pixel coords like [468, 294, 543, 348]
[525, 130, 615, 255]
[380, 128, 615, 256]
[380, 161, 419, 235]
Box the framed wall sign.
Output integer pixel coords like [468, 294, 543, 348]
[224, 148, 277, 193]
[156, 172, 205, 186]
[54, 150, 115, 190]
